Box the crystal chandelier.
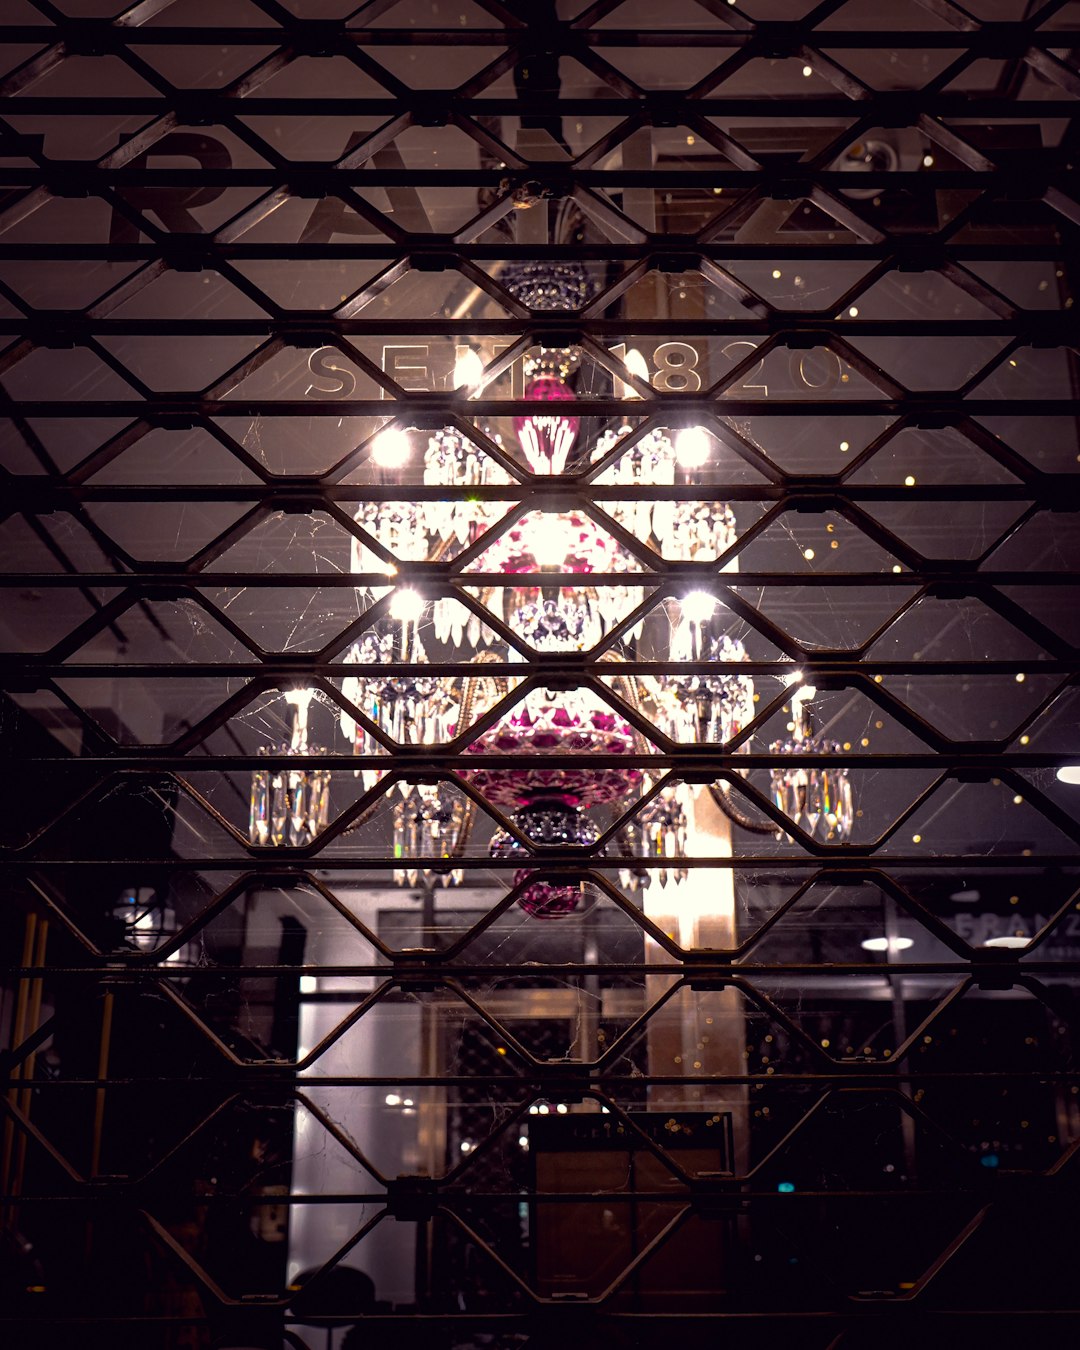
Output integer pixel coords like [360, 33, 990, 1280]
[247, 263, 857, 901]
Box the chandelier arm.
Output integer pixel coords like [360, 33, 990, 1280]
[708, 780, 777, 835]
[597, 651, 653, 759]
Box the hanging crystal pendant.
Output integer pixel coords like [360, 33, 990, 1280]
[619, 783, 689, 893]
[768, 690, 855, 843]
[248, 691, 331, 848]
[392, 784, 467, 888]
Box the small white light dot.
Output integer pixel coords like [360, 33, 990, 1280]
[772, 269, 782, 279]
[904, 475, 916, 486]
[892, 564, 902, 573]
[922, 154, 935, 168]
[839, 440, 850, 451]
[384, 1094, 401, 1106]
[1016, 673, 1026, 683]
[802, 64, 813, 77]
[803, 547, 815, 560]
[848, 306, 859, 317]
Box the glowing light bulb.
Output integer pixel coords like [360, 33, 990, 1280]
[453, 347, 484, 392]
[371, 427, 411, 467]
[675, 425, 711, 468]
[1057, 765, 1080, 784]
[521, 514, 577, 566]
[389, 588, 425, 622]
[680, 591, 716, 624]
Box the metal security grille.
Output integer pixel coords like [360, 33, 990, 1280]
[2, 1, 1080, 1347]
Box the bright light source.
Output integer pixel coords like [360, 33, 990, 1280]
[389, 588, 425, 622]
[983, 936, 1030, 949]
[860, 936, 915, 953]
[784, 668, 804, 686]
[1057, 765, 1080, 784]
[680, 591, 716, 624]
[518, 1135, 529, 1148]
[621, 346, 649, 397]
[371, 426, 411, 467]
[675, 425, 711, 468]
[556, 1103, 569, 1114]
[521, 514, 577, 567]
[299, 975, 317, 994]
[802, 64, 813, 77]
[460, 1140, 474, 1153]
[385, 1093, 402, 1106]
[454, 347, 484, 392]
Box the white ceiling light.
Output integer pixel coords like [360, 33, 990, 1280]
[860, 936, 914, 953]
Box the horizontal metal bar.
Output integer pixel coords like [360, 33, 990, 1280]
[2, 963, 1074, 981]
[1, 570, 1075, 589]
[2, 319, 1077, 338]
[0, 855, 1073, 870]
[0, 1189, 1045, 1205]
[4, 487, 1070, 509]
[3, 26, 1078, 47]
[0, 751, 1072, 769]
[2, 658, 1072, 676]
[5, 1067, 1077, 1083]
[0, 243, 1072, 262]
[2, 96, 1078, 116]
[3, 399, 1078, 417]
[3, 168, 1074, 188]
